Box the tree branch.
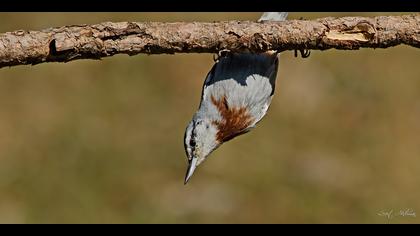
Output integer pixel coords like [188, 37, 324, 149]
[0, 14, 419, 68]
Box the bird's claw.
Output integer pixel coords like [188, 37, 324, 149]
[213, 49, 231, 62]
[296, 17, 311, 58]
[294, 49, 311, 58]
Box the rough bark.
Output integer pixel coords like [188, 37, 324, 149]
[0, 14, 419, 68]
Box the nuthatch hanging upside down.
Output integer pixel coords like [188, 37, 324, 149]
[183, 12, 292, 184]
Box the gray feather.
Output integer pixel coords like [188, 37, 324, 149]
[258, 12, 288, 22]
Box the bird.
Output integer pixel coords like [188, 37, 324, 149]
[183, 12, 301, 184]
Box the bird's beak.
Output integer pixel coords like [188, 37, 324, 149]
[184, 157, 198, 185]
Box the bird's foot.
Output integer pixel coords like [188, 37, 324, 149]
[293, 16, 311, 58]
[295, 49, 311, 58]
[213, 49, 231, 62]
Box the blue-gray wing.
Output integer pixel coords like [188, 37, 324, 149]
[203, 53, 278, 95]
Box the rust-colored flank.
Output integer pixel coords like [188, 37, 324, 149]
[211, 95, 254, 143]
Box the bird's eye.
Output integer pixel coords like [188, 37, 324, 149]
[206, 125, 209, 129]
[189, 139, 196, 147]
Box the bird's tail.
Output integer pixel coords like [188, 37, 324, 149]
[257, 12, 288, 56]
[258, 12, 288, 22]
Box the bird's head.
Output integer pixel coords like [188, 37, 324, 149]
[183, 95, 255, 184]
[183, 116, 220, 184]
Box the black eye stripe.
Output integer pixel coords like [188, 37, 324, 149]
[190, 121, 197, 147]
[183, 130, 189, 157]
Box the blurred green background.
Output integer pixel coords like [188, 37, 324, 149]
[0, 13, 419, 223]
